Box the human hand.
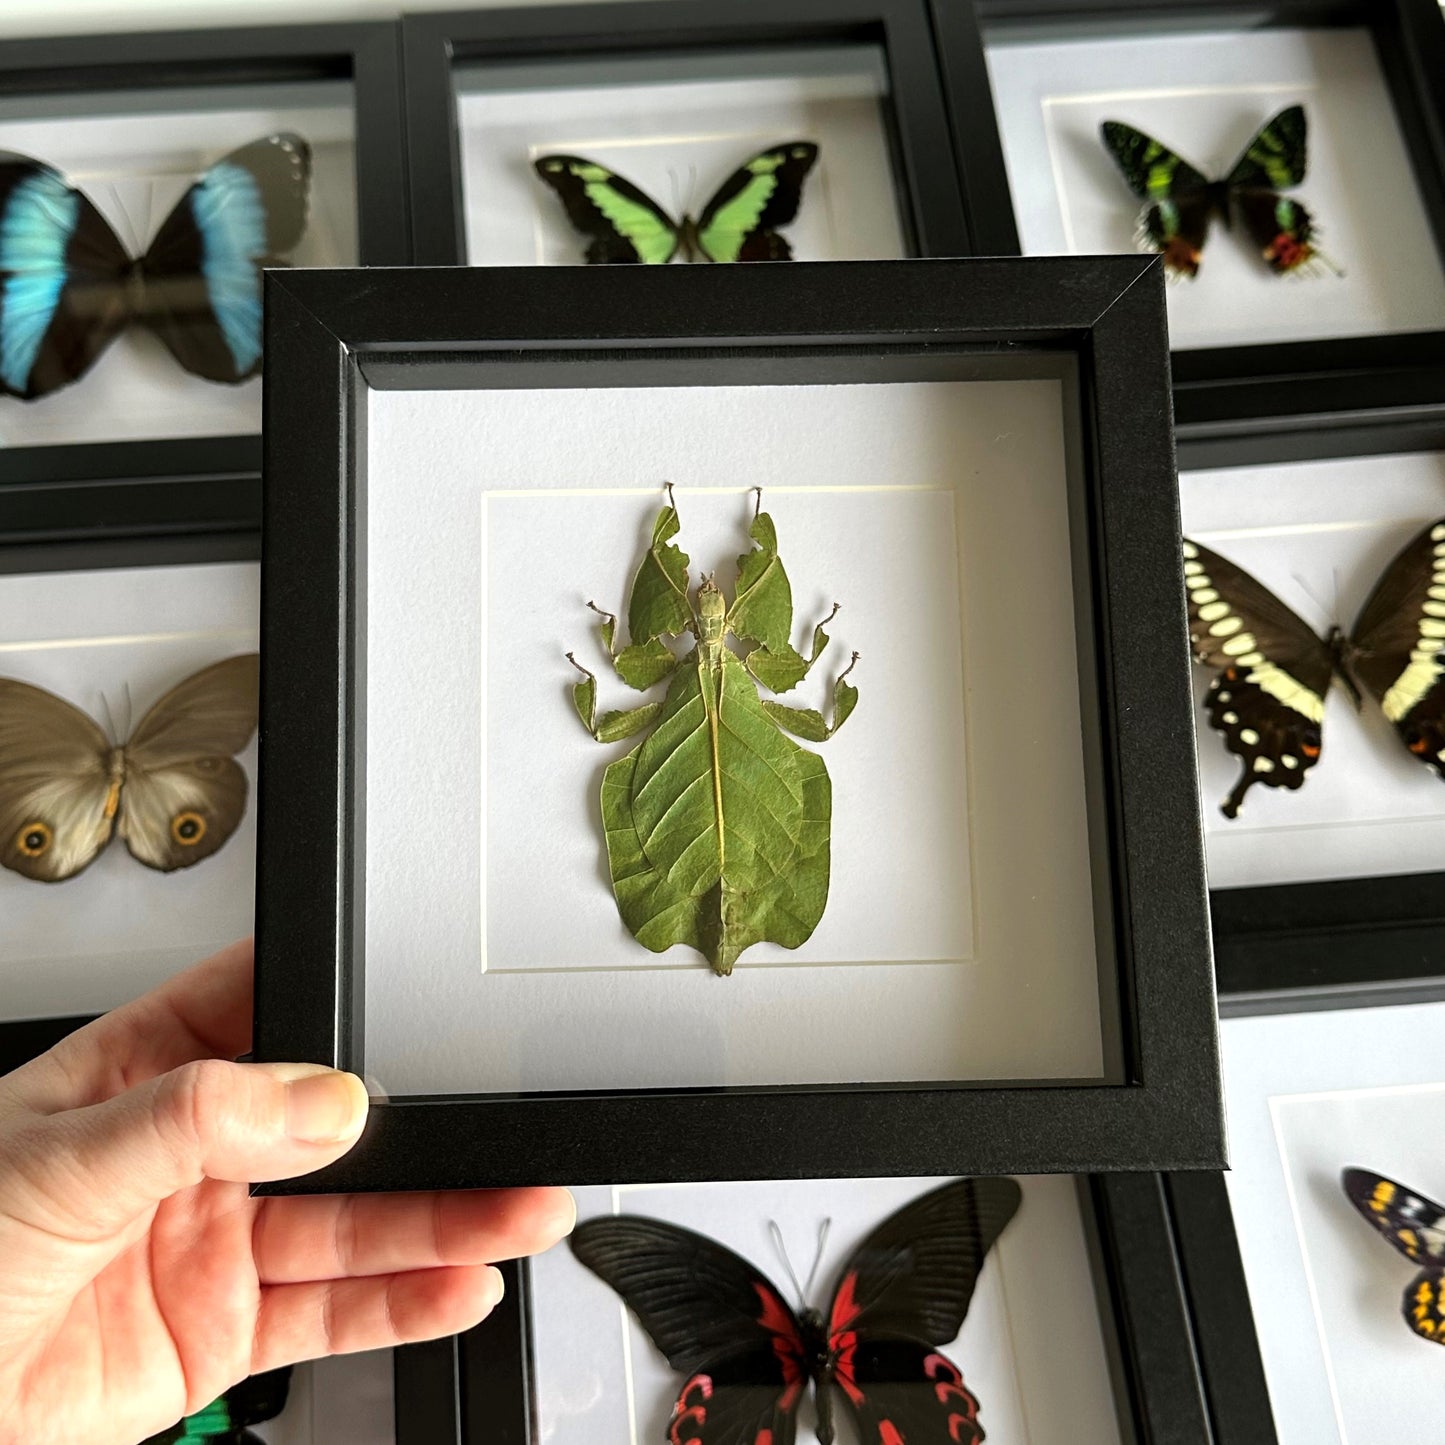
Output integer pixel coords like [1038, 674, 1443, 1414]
[0, 939, 575, 1445]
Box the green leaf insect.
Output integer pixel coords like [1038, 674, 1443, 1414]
[568, 487, 859, 977]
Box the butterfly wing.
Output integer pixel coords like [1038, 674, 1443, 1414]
[533, 155, 680, 264]
[0, 677, 116, 882]
[1348, 517, 1445, 781]
[1099, 121, 1213, 277]
[1182, 540, 1336, 818]
[118, 654, 259, 872]
[138, 134, 310, 383]
[694, 142, 819, 263]
[570, 1215, 806, 1445]
[0, 152, 130, 399]
[1223, 105, 1319, 273]
[1343, 1169, 1445, 1346]
[824, 1177, 1021, 1445]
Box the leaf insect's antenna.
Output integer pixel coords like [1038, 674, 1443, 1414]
[664, 481, 677, 513]
[754, 486, 763, 521]
[838, 652, 860, 685]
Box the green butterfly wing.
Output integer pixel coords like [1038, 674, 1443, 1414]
[694, 141, 819, 263]
[1225, 104, 1308, 190]
[1100, 120, 1214, 276]
[1100, 121, 1209, 201]
[533, 155, 679, 264]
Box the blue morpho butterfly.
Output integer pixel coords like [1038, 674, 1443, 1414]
[142, 1367, 292, 1444]
[0, 133, 310, 400]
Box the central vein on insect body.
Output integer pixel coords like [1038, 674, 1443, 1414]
[695, 575, 729, 877]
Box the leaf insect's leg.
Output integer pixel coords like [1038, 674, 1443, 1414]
[566, 653, 663, 743]
[761, 652, 860, 743]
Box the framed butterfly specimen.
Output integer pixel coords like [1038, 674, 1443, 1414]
[0, 133, 310, 401]
[0, 654, 259, 882]
[570, 1177, 1020, 1445]
[1182, 519, 1445, 817]
[142, 1368, 292, 1445]
[534, 142, 819, 264]
[1101, 105, 1330, 279]
[1343, 1168, 1445, 1346]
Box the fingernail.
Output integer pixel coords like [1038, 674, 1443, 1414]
[482, 1266, 506, 1309]
[273, 1065, 369, 1143]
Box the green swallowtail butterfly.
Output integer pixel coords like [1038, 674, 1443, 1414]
[142, 1367, 292, 1444]
[533, 142, 819, 264]
[1100, 105, 1334, 279]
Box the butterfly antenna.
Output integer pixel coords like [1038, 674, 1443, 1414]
[803, 1217, 832, 1300]
[99, 690, 119, 746]
[768, 1220, 809, 1311]
[120, 683, 133, 742]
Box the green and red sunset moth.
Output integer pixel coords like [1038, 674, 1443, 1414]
[533, 142, 819, 264]
[1100, 105, 1336, 279]
[570, 1178, 1022, 1445]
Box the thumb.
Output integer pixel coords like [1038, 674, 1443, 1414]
[11, 1059, 369, 1239]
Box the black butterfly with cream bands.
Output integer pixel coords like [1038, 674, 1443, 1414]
[1182, 522, 1445, 817]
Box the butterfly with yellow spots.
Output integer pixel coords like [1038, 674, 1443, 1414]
[1343, 1169, 1445, 1346]
[1182, 520, 1445, 817]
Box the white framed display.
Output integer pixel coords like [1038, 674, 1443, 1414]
[529, 1175, 1123, 1445]
[1223, 1001, 1445, 1445]
[0, 560, 259, 1021]
[0, 80, 358, 448]
[984, 26, 1445, 350]
[1179, 448, 1445, 890]
[360, 375, 1109, 1098]
[454, 46, 906, 266]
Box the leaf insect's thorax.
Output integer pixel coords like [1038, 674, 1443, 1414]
[693, 574, 729, 649]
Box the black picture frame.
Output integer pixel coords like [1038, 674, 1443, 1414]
[391, 1174, 1246, 1445]
[400, 0, 972, 265]
[1175, 402, 1445, 1015]
[0, 20, 410, 497]
[252, 253, 1223, 1192]
[936, 0, 1445, 432]
[0, 1014, 95, 1071]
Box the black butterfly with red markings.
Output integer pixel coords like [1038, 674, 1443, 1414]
[1182, 520, 1445, 817]
[1342, 1169, 1445, 1346]
[569, 1176, 1021, 1445]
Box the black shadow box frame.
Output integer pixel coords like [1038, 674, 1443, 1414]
[935, 0, 1445, 433]
[400, 0, 973, 264]
[1176, 402, 1445, 1015]
[252, 254, 1223, 1192]
[391, 1174, 1263, 1445]
[0, 21, 410, 504]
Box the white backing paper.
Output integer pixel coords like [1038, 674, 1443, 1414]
[455, 48, 905, 265]
[985, 28, 1445, 349]
[0, 562, 259, 1020]
[0, 81, 357, 447]
[530, 1176, 1123, 1445]
[1179, 450, 1445, 889]
[253, 1351, 395, 1445]
[363, 377, 1106, 1095]
[1223, 1003, 1445, 1445]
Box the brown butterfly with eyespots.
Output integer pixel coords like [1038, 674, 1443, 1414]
[0, 654, 258, 882]
[1183, 523, 1445, 817]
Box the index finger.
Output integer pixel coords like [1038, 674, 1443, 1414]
[2, 937, 255, 1113]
